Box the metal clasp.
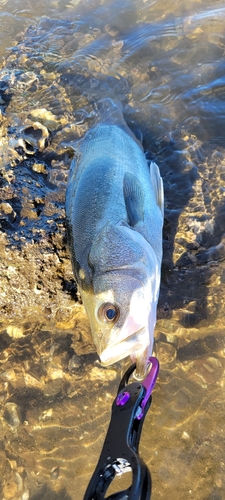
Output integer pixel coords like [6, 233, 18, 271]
[136, 357, 159, 420]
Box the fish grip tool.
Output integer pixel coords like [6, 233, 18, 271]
[83, 357, 159, 500]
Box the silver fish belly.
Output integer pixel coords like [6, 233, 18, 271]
[66, 113, 164, 377]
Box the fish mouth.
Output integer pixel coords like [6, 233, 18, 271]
[99, 327, 148, 367]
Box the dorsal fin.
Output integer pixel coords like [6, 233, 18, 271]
[150, 161, 164, 215]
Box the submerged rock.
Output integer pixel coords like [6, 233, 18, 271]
[3, 402, 21, 427]
[29, 108, 67, 132]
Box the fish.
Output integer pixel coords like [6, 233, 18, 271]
[65, 98, 164, 378]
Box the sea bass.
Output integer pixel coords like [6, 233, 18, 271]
[66, 99, 164, 378]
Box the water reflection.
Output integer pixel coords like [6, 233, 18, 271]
[0, 0, 225, 499]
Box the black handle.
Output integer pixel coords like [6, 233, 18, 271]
[83, 382, 152, 500]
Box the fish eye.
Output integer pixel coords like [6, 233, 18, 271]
[98, 303, 119, 323]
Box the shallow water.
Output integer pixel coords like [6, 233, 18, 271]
[0, 0, 225, 499]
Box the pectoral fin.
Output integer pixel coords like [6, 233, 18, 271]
[150, 161, 164, 216]
[123, 172, 145, 227]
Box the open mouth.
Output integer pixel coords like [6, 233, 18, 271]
[99, 327, 149, 366]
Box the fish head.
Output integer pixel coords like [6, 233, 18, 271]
[80, 222, 161, 369]
[81, 269, 157, 366]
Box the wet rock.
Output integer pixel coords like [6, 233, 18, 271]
[31, 162, 48, 174]
[0, 202, 16, 223]
[21, 121, 49, 151]
[29, 108, 67, 132]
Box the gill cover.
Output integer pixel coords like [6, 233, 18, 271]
[88, 222, 150, 281]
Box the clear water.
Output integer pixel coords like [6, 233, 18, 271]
[0, 0, 225, 499]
